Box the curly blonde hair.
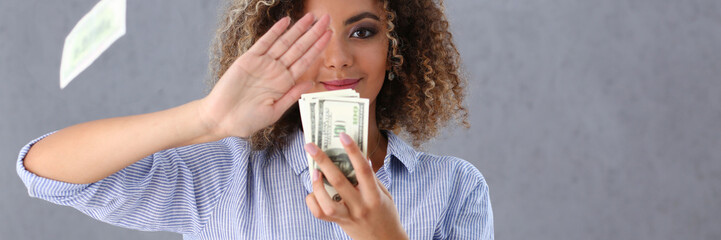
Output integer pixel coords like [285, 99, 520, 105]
[207, 0, 468, 150]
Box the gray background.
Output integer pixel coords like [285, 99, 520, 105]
[1, 0, 719, 239]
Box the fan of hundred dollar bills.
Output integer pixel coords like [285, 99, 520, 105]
[298, 89, 369, 202]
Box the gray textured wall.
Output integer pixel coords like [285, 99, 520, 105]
[1, 0, 719, 239]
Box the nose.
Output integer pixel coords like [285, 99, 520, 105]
[323, 33, 353, 70]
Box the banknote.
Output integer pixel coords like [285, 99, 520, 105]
[299, 89, 358, 147]
[60, 0, 126, 89]
[299, 90, 359, 168]
[299, 90, 368, 201]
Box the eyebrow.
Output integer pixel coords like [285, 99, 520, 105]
[344, 12, 380, 25]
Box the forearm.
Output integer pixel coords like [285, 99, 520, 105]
[23, 100, 220, 184]
[23, 12, 328, 185]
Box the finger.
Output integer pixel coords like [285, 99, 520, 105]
[376, 177, 392, 198]
[311, 169, 350, 219]
[289, 30, 331, 79]
[370, 169, 390, 196]
[265, 13, 315, 61]
[305, 143, 362, 208]
[306, 194, 333, 222]
[246, 17, 291, 55]
[338, 132, 381, 201]
[278, 14, 331, 68]
[273, 81, 313, 113]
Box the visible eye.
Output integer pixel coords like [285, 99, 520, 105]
[350, 27, 377, 39]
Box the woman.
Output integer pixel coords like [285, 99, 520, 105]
[18, 0, 493, 239]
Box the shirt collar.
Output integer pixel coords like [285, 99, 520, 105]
[283, 129, 419, 176]
[384, 131, 419, 173]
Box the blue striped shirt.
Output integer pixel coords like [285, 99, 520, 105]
[17, 130, 493, 239]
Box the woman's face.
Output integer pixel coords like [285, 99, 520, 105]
[299, 0, 389, 106]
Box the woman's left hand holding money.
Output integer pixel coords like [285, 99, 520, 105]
[304, 133, 409, 240]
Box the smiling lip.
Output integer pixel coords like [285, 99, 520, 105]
[321, 78, 361, 90]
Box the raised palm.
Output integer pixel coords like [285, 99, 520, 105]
[200, 14, 331, 138]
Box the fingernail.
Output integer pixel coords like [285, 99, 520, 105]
[304, 143, 318, 155]
[312, 169, 319, 182]
[339, 132, 351, 146]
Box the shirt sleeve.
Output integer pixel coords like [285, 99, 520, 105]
[432, 158, 494, 240]
[447, 179, 494, 240]
[16, 132, 250, 234]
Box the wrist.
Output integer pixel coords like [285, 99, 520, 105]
[394, 231, 410, 240]
[381, 221, 409, 240]
[190, 98, 228, 141]
[195, 99, 222, 138]
[174, 99, 226, 146]
[382, 227, 409, 240]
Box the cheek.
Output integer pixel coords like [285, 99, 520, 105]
[353, 45, 388, 101]
[357, 44, 388, 84]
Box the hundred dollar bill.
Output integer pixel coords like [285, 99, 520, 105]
[299, 90, 359, 167]
[60, 0, 126, 89]
[298, 90, 368, 202]
[299, 89, 361, 158]
[299, 89, 358, 145]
